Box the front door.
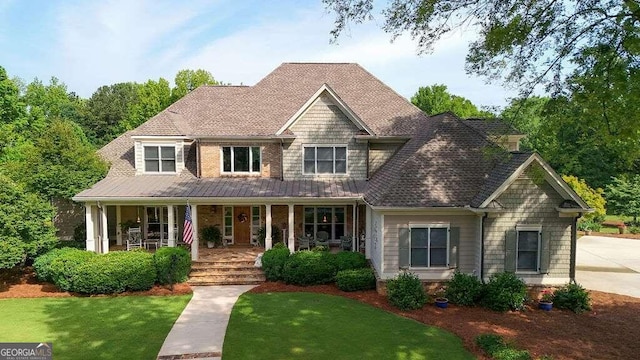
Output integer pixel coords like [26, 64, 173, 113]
[233, 206, 251, 245]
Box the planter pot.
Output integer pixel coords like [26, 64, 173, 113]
[207, 241, 214, 248]
[585, 230, 592, 235]
[435, 298, 449, 309]
[539, 301, 553, 311]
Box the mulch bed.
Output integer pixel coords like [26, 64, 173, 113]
[0, 267, 192, 298]
[250, 282, 640, 360]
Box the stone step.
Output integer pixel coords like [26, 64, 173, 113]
[194, 259, 256, 266]
[187, 279, 266, 286]
[191, 263, 259, 270]
[190, 269, 264, 277]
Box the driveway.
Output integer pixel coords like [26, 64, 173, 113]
[576, 235, 640, 298]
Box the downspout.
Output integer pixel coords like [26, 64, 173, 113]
[195, 139, 201, 178]
[366, 140, 370, 180]
[280, 141, 284, 181]
[480, 212, 488, 283]
[570, 215, 580, 283]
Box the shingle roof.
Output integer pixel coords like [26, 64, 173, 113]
[365, 113, 513, 207]
[131, 63, 427, 137]
[470, 152, 534, 207]
[464, 119, 523, 136]
[74, 177, 366, 200]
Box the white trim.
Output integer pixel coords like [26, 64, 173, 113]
[74, 197, 363, 204]
[408, 224, 450, 269]
[220, 146, 262, 175]
[479, 154, 590, 210]
[276, 84, 374, 135]
[251, 205, 262, 245]
[380, 214, 385, 274]
[131, 136, 192, 140]
[302, 206, 347, 240]
[302, 144, 349, 176]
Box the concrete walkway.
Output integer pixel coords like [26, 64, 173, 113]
[158, 285, 256, 360]
[576, 235, 640, 298]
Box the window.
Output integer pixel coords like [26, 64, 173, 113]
[222, 146, 261, 173]
[517, 227, 541, 272]
[410, 226, 449, 268]
[251, 206, 261, 243]
[223, 206, 233, 240]
[144, 206, 177, 241]
[303, 146, 347, 174]
[303, 207, 346, 240]
[144, 146, 176, 173]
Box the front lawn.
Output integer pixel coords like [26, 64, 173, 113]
[223, 292, 473, 360]
[0, 295, 191, 359]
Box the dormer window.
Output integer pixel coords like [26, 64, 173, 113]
[144, 145, 176, 173]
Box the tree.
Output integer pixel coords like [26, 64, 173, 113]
[500, 96, 549, 152]
[0, 175, 58, 269]
[411, 84, 494, 117]
[12, 119, 108, 200]
[325, 0, 640, 93]
[118, 78, 172, 133]
[82, 82, 139, 146]
[562, 175, 606, 223]
[606, 175, 640, 224]
[171, 69, 220, 102]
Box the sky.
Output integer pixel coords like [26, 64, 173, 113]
[0, 0, 518, 108]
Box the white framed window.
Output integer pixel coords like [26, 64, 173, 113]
[223, 206, 233, 241]
[222, 146, 261, 174]
[516, 225, 542, 272]
[144, 145, 176, 173]
[303, 207, 346, 240]
[144, 206, 177, 241]
[303, 145, 347, 174]
[409, 225, 449, 268]
[251, 206, 261, 244]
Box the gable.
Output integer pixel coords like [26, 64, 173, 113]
[276, 85, 373, 135]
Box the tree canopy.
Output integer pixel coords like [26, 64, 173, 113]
[411, 84, 493, 117]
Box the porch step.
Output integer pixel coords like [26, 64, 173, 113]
[188, 258, 266, 286]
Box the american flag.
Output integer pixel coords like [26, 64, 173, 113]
[183, 205, 194, 245]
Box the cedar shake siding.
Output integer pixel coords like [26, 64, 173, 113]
[200, 142, 281, 178]
[381, 214, 478, 280]
[483, 169, 573, 283]
[282, 93, 367, 180]
[368, 143, 401, 176]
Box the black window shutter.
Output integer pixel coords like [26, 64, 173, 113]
[504, 229, 517, 272]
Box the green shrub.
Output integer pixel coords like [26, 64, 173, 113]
[33, 248, 79, 283]
[552, 283, 591, 313]
[629, 226, 640, 234]
[154, 247, 191, 285]
[312, 245, 329, 252]
[578, 220, 601, 232]
[0, 237, 27, 270]
[201, 225, 222, 247]
[48, 249, 96, 291]
[282, 250, 337, 285]
[336, 268, 376, 291]
[56, 240, 86, 249]
[482, 272, 527, 311]
[475, 334, 532, 360]
[261, 244, 290, 281]
[386, 272, 427, 310]
[335, 251, 367, 271]
[445, 271, 484, 306]
[72, 251, 155, 294]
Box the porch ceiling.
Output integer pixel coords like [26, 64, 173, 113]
[73, 176, 367, 202]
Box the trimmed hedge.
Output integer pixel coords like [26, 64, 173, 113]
[386, 272, 428, 310]
[445, 271, 484, 306]
[475, 334, 532, 360]
[47, 248, 96, 291]
[154, 247, 191, 285]
[553, 283, 591, 313]
[336, 268, 376, 291]
[335, 251, 368, 271]
[282, 250, 337, 285]
[72, 251, 156, 294]
[261, 243, 290, 281]
[33, 248, 81, 283]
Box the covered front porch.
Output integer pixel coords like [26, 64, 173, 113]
[84, 200, 366, 260]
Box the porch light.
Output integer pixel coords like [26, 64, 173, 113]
[322, 214, 328, 223]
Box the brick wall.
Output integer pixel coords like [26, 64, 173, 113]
[199, 142, 281, 178]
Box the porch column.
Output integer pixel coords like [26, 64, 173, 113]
[265, 204, 272, 250]
[100, 205, 109, 254]
[116, 205, 122, 245]
[352, 203, 357, 252]
[167, 205, 175, 247]
[365, 205, 372, 259]
[191, 205, 199, 261]
[288, 204, 295, 253]
[85, 204, 96, 252]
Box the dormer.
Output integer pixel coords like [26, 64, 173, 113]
[131, 136, 190, 175]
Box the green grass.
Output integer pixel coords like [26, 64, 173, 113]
[223, 292, 473, 360]
[0, 295, 191, 360]
[604, 214, 633, 223]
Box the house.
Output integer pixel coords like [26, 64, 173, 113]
[73, 63, 591, 284]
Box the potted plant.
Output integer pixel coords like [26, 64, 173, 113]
[539, 288, 554, 311]
[434, 287, 449, 309]
[202, 225, 222, 248]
